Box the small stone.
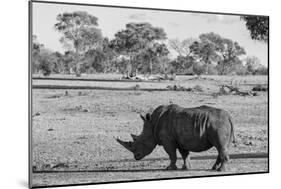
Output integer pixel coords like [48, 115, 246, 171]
[32, 165, 37, 171]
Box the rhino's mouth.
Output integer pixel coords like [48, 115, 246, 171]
[134, 153, 144, 160]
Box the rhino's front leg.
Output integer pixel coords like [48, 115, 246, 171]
[162, 141, 177, 170]
[178, 148, 191, 170]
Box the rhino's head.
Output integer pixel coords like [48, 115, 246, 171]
[116, 113, 157, 160]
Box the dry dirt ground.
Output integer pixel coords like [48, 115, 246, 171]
[31, 74, 268, 187]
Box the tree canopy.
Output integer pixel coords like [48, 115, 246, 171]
[110, 22, 168, 75]
[169, 38, 196, 56]
[241, 16, 269, 42]
[110, 23, 166, 53]
[54, 11, 103, 53]
[32, 13, 268, 76]
[197, 32, 246, 75]
[54, 11, 103, 76]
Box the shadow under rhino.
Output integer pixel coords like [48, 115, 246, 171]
[33, 168, 212, 173]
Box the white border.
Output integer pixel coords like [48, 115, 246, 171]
[1, 0, 279, 189]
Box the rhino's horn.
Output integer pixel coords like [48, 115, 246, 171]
[115, 138, 134, 152]
[130, 134, 138, 141]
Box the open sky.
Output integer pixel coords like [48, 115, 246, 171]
[32, 2, 268, 66]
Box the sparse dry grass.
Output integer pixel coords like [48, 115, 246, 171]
[31, 74, 268, 186]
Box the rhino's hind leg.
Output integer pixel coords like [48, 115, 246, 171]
[211, 156, 221, 170]
[208, 126, 231, 171]
[217, 148, 229, 171]
[213, 147, 229, 171]
[162, 142, 177, 170]
[178, 148, 191, 170]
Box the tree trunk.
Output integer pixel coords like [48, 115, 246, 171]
[75, 47, 81, 77]
[149, 59, 153, 75]
[127, 55, 131, 78]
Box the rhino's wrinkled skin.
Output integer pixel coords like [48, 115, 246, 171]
[116, 104, 235, 171]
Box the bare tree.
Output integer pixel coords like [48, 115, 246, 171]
[168, 38, 196, 56]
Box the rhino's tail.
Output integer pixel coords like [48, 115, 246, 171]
[229, 117, 236, 144]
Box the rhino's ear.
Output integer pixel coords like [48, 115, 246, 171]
[146, 113, 151, 121]
[140, 114, 146, 122]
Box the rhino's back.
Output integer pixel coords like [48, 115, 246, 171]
[154, 104, 231, 152]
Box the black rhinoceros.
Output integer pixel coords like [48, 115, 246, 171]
[116, 104, 235, 171]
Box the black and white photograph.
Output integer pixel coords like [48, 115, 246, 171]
[29, 1, 269, 188]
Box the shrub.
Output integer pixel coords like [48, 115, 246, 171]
[192, 62, 206, 76]
[233, 63, 247, 75]
[254, 67, 268, 75]
[205, 64, 218, 75]
[38, 51, 53, 76]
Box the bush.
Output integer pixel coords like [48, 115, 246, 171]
[254, 67, 268, 75]
[39, 59, 52, 76]
[38, 51, 53, 76]
[85, 67, 96, 74]
[205, 64, 218, 75]
[233, 64, 247, 75]
[192, 62, 206, 76]
[169, 56, 194, 74]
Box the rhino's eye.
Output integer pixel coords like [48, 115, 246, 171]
[131, 146, 136, 153]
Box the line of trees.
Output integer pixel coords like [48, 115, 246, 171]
[32, 12, 268, 76]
